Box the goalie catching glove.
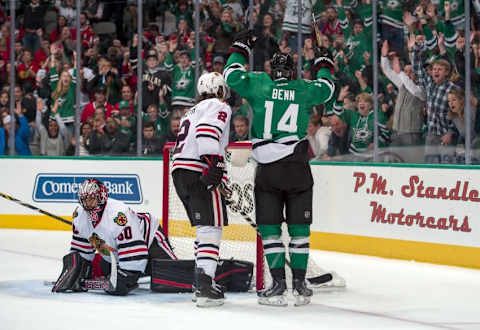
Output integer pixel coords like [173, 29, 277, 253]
[200, 155, 225, 191]
[229, 30, 256, 60]
[314, 47, 334, 74]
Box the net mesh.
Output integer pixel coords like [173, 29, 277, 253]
[164, 143, 325, 290]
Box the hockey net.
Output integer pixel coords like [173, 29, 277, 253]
[162, 142, 335, 291]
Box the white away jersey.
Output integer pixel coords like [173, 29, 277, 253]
[172, 98, 232, 173]
[70, 198, 172, 273]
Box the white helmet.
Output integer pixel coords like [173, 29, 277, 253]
[78, 179, 108, 212]
[197, 72, 229, 99]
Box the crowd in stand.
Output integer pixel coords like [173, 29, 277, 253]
[1, 0, 480, 163]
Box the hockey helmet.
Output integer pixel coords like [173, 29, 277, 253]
[197, 72, 229, 99]
[270, 52, 294, 80]
[78, 179, 108, 211]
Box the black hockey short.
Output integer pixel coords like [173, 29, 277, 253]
[172, 169, 228, 227]
[254, 158, 313, 226]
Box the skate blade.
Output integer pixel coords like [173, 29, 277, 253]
[294, 295, 311, 306]
[257, 295, 288, 307]
[196, 297, 224, 308]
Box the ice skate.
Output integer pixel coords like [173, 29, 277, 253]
[194, 269, 224, 307]
[257, 278, 287, 306]
[292, 279, 313, 306]
[192, 281, 225, 303]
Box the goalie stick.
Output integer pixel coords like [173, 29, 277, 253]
[222, 190, 336, 287]
[0, 192, 72, 226]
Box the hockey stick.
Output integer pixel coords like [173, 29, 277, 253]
[0, 192, 72, 226]
[222, 189, 334, 286]
[308, 0, 323, 47]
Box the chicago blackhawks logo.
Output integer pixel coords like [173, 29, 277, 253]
[114, 212, 128, 226]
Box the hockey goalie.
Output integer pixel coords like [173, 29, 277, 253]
[51, 179, 253, 296]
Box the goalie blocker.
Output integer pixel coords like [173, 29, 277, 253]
[151, 259, 254, 293]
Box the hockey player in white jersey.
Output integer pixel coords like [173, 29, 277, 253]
[52, 179, 176, 296]
[172, 72, 232, 307]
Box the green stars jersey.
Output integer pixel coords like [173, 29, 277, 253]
[224, 52, 335, 164]
[171, 64, 195, 107]
[333, 101, 390, 155]
[379, 0, 404, 29]
[338, 3, 373, 76]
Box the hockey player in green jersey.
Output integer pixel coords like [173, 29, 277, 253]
[224, 31, 335, 306]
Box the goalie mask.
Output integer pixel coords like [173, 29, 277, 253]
[78, 179, 108, 219]
[197, 72, 230, 99]
[270, 53, 294, 80]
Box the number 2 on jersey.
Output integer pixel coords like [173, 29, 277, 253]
[173, 120, 190, 154]
[263, 101, 298, 139]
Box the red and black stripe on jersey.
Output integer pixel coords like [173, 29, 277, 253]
[172, 157, 207, 173]
[71, 235, 95, 254]
[117, 240, 149, 262]
[195, 123, 223, 142]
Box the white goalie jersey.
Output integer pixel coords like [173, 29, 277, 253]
[70, 198, 175, 273]
[172, 97, 232, 173]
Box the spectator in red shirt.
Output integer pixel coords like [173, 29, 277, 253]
[49, 15, 68, 43]
[71, 13, 95, 48]
[34, 39, 50, 69]
[81, 85, 114, 123]
[17, 50, 39, 89]
[321, 6, 342, 39]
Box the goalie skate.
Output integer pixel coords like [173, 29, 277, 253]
[306, 271, 346, 291]
[257, 279, 288, 307]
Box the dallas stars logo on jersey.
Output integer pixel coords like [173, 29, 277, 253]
[114, 212, 128, 226]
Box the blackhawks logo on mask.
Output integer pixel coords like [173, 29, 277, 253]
[114, 212, 128, 226]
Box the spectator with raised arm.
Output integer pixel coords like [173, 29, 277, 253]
[412, 32, 458, 163]
[35, 98, 70, 156]
[48, 44, 77, 129]
[380, 40, 425, 146]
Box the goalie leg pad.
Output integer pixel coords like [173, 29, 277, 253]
[151, 259, 196, 293]
[52, 252, 91, 293]
[150, 259, 254, 293]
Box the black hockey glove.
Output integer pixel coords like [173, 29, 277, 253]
[105, 269, 141, 296]
[52, 252, 92, 293]
[200, 155, 225, 191]
[229, 30, 256, 60]
[314, 47, 335, 74]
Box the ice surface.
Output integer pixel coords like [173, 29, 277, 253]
[0, 229, 479, 330]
